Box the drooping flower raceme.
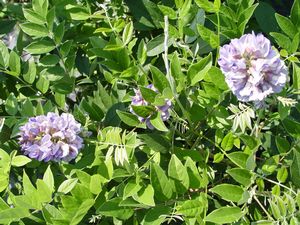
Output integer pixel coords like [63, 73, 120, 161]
[218, 32, 288, 103]
[18, 113, 84, 162]
[130, 84, 172, 129]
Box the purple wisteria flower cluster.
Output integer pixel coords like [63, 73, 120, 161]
[18, 113, 84, 162]
[218, 32, 288, 104]
[130, 84, 172, 129]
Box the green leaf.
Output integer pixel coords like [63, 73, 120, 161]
[11, 155, 31, 167]
[19, 22, 49, 37]
[46, 7, 55, 30]
[123, 179, 142, 199]
[150, 65, 171, 93]
[137, 40, 147, 64]
[277, 167, 288, 183]
[275, 136, 290, 154]
[69, 199, 95, 225]
[227, 152, 248, 168]
[213, 152, 224, 163]
[89, 174, 102, 195]
[227, 168, 252, 186]
[221, 132, 234, 151]
[237, 4, 258, 35]
[136, 185, 155, 206]
[54, 92, 65, 108]
[275, 13, 298, 39]
[25, 39, 55, 54]
[23, 61, 36, 84]
[23, 9, 46, 25]
[282, 118, 300, 138]
[36, 179, 52, 204]
[43, 165, 54, 192]
[54, 21, 65, 45]
[150, 111, 169, 132]
[185, 157, 201, 188]
[0, 207, 30, 224]
[290, 148, 300, 188]
[66, 5, 90, 20]
[23, 170, 37, 197]
[210, 184, 244, 202]
[168, 154, 189, 194]
[291, 0, 300, 26]
[139, 86, 158, 103]
[122, 21, 134, 45]
[40, 54, 60, 66]
[197, 25, 219, 49]
[150, 163, 173, 201]
[116, 110, 143, 127]
[270, 32, 291, 51]
[205, 207, 243, 224]
[97, 198, 134, 220]
[5, 93, 18, 116]
[20, 99, 35, 117]
[188, 53, 212, 85]
[158, 5, 177, 20]
[146, 35, 173, 56]
[57, 178, 78, 194]
[206, 66, 228, 90]
[36, 75, 49, 94]
[141, 206, 171, 225]
[139, 133, 171, 153]
[0, 40, 9, 68]
[131, 105, 154, 118]
[177, 199, 203, 218]
[9, 51, 21, 76]
[194, 0, 215, 13]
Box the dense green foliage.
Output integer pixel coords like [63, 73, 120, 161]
[0, 0, 300, 224]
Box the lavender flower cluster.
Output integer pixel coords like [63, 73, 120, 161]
[18, 113, 84, 162]
[218, 32, 288, 104]
[130, 84, 172, 129]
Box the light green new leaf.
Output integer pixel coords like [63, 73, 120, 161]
[11, 155, 31, 167]
[57, 178, 78, 194]
[122, 21, 134, 45]
[136, 185, 155, 206]
[205, 207, 243, 224]
[43, 165, 54, 192]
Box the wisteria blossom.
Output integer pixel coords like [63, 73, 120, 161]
[18, 113, 84, 162]
[130, 84, 172, 129]
[218, 32, 288, 104]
